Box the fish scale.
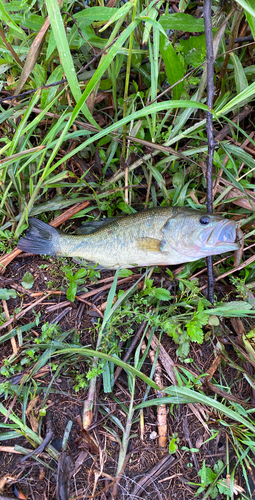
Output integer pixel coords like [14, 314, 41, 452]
[17, 207, 240, 269]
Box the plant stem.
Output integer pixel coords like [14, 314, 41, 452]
[203, 0, 215, 304]
[122, 0, 138, 156]
[116, 376, 135, 476]
[83, 328, 103, 429]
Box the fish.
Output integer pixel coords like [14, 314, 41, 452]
[17, 207, 241, 269]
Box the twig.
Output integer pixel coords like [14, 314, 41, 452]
[0, 294, 50, 332]
[2, 300, 18, 354]
[49, 201, 90, 228]
[20, 413, 54, 462]
[77, 274, 141, 300]
[44, 274, 142, 314]
[126, 135, 201, 167]
[183, 414, 199, 472]
[0, 27, 23, 67]
[204, 0, 216, 304]
[77, 298, 104, 319]
[113, 321, 147, 385]
[145, 331, 176, 385]
[147, 347, 168, 448]
[130, 454, 177, 499]
[199, 253, 255, 290]
[4, 395, 18, 424]
[204, 379, 253, 407]
[53, 306, 73, 324]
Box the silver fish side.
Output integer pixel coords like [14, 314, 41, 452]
[17, 207, 241, 269]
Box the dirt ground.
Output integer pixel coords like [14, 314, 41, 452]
[0, 256, 255, 500]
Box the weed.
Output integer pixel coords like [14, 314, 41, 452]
[0, 229, 14, 253]
[63, 263, 101, 301]
[0, 289, 17, 300]
[21, 271, 34, 290]
[0, 381, 20, 399]
[105, 278, 211, 360]
[0, 322, 61, 379]
[190, 460, 233, 498]
[73, 373, 89, 393]
[168, 433, 179, 454]
[64, 266, 88, 302]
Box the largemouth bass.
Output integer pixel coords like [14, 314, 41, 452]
[17, 207, 240, 269]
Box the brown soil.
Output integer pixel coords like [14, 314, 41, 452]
[0, 256, 254, 500]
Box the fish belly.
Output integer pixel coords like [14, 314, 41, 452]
[57, 233, 192, 268]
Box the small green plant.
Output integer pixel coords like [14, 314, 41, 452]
[191, 460, 232, 498]
[73, 373, 89, 392]
[86, 361, 106, 381]
[63, 264, 100, 301]
[140, 277, 172, 301]
[0, 229, 13, 252]
[21, 272, 34, 290]
[106, 279, 211, 361]
[47, 280, 56, 289]
[1, 358, 21, 378]
[64, 266, 87, 301]
[163, 299, 210, 360]
[0, 289, 17, 300]
[231, 275, 255, 303]
[0, 381, 20, 399]
[0, 322, 62, 378]
[34, 322, 61, 344]
[168, 433, 179, 454]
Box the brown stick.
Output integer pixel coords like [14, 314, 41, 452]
[2, 300, 18, 354]
[0, 294, 50, 332]
[44, 275, 142, 312]
[0, 27, 23, 67]
[130, 455, 177, 499]
[199, 253, 255, 290]
[148, 348, 168, 448]
[113, 321, 147, 384]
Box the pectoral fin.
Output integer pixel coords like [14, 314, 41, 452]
[136, 237, 166, 252]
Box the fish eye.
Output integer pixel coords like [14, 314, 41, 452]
[199, 216, 210, 225]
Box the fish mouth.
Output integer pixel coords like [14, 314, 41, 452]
[204, 220, 239, 250]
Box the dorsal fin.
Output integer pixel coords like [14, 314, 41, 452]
[78, 217, 118, 235]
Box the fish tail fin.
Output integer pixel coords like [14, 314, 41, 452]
[17, 218, 60, 255]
